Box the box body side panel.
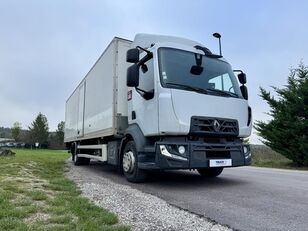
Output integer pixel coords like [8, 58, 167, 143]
[83, 42, 115, 136]
[65, 38, 132, 142]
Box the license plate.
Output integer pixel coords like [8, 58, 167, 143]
[209, 159, 232, 167]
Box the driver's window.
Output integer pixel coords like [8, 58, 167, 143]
[208, 74, 234, 92]
[139, 58, 154, 92]
[223, 74, 234, 93]
[208, 75, 222, 90]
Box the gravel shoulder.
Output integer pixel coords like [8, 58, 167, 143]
[66, 160, 231, 231]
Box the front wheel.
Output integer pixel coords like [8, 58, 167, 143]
[122, 141, 147, 183]
[197, 167, 223, 177]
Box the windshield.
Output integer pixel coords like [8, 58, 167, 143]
[158, 47, 242, 98]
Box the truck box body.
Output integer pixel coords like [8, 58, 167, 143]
[64, 38, 132, 143]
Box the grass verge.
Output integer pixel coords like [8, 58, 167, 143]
[0, 148, 129, 231]
[251, 145, 308, 170]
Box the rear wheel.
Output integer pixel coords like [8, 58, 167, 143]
[70, 143, 76, 161]
[197, 167, 223, 177]
[75, 156, 90, 166]
[122, 141, 147, 183]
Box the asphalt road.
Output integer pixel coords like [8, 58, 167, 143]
[79, 162, 308, 231]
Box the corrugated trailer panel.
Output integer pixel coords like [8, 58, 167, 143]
[64, 38, 132, 143]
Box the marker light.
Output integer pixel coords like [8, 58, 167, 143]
[178, 146, 186, 155]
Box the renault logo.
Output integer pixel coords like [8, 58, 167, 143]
[213, 120, 221, 132]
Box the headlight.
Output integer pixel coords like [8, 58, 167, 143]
[160, 145, 188, 161]
[243, 145, 251, 159]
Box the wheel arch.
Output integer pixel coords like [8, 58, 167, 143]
[119, 124, 147, 167]
[120, 124, 147, 152]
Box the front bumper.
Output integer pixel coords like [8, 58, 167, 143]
[151, 140, 251, 169]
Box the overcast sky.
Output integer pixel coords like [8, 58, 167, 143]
[1, 0, 308, 143]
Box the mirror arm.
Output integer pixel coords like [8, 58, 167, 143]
[135, 87, 146, 94]
[135, 46, 153, 66]
[137, 52, 153, 66]
[136, 46, 151, 55]
[135, 87, 154, 100]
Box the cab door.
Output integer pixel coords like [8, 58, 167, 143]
[128, 53, 158, 136]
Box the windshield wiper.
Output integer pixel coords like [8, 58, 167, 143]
[165, 83, 208, 95]
[206, 88, 239, 98]
[165, 83, 238, 98]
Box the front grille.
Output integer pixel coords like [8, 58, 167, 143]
[190, 116, 239, 137]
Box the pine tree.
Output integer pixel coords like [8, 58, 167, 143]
[11, 122, 22, 142]
[56, 121, 65, 145]
[28, 113, 49, 147]
[255, 63, 308, 166]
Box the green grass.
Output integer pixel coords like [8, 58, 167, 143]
[251, 145, 308, 170]
[0, 149, 129, 231]
[26, 190, 48, 201]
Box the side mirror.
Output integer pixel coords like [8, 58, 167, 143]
[238, 72, 247, 84]
[127, 64, 139, 87]
[240, 85, 248, 100]
[126, 48, 139, 63]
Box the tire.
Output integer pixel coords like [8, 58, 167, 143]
[74, 155, 90, 166]
[197, 167, 223, 177]
[122, 141, 147, 183]
[71, 143, 76, 161]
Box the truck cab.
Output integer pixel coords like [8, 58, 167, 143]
[122, 34, 252, 181]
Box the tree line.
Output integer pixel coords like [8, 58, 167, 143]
[0, 113, 64, 149]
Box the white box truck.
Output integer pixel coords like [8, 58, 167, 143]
[65, 33, 252, 182]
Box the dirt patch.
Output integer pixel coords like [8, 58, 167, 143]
[0, 149, 15, 157]
[24, 212, 50, 224]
